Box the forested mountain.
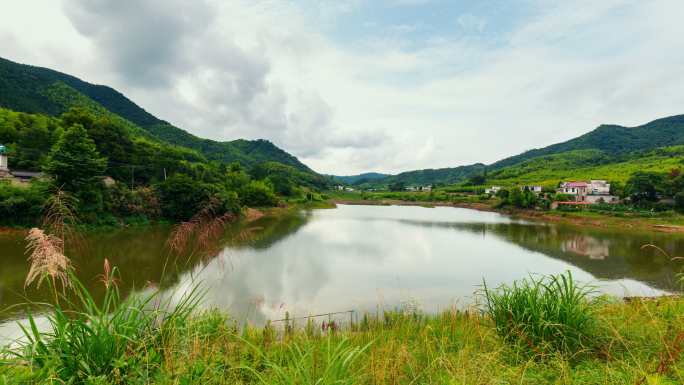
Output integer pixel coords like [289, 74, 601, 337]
[328, 172, 391, 185]
[361, 114, 684, 188]
[490, 114, 684, 170]
[0, 56, 313, 172]
[378, 164, 486, 187]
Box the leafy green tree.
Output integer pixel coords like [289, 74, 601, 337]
[155, 174, 216, 221]
[625, 171, 664, 204]
[43, 124, 106, 192]
[241, 180, 278, 207]
[467, 174, 486, 186]
[389, 182, 406, 192]
[507, 188, 537, 208]
[675, 192, 684, 213]
[495, 188, 510, 199]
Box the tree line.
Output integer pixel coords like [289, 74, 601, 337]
[0, 108, 320, 226]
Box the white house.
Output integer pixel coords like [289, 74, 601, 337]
[485, 186, 502, 195]
[558, 180, 618, 204]
[589, 180, 611, 195]
[0, 145, 8, 178]
[521, 185, 543, 194]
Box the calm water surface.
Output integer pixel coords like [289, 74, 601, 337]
[2, 204, 683, 338]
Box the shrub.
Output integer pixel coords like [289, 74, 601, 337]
[241, 180, 278, 207]
[0, 181, 50, 226]
[155, 174, 217, 221]
[482, 271, 598, 356]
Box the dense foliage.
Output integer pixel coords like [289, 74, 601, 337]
[0, 107, 323, 226]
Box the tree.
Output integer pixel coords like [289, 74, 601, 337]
[240, 180, 278, 207]
[675, 192, 684, 213]
[467, 174, 486, 186]
[44, 124, 106, 192]
[155, 174, 215, 221]
[389, 182, 406, 192]
[625, 171, 664, 204]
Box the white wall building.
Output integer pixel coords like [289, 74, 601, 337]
[485, 186, 501, 195]
[0, 145, 9, 178]
[521, 185, 543, 193]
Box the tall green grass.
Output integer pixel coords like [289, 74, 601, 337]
[483, 271, 598, 356]
[10, 267, 202, 384]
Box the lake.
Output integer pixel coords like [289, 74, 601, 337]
[1, 204, 683, 337]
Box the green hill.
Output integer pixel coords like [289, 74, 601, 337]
[0, 56, 314, 172]
[380, 164, 485, 187]
[328, 172, 391, 185]
[359, 115, 684, 188]
[490, 114, 684, 169]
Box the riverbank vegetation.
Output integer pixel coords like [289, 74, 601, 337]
[3, 262, 684, 384]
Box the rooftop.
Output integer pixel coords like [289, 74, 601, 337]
[564, 182, 588, 187]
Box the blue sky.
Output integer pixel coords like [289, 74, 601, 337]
[1, 0, 684, 174]
[317, 0, 529, 46]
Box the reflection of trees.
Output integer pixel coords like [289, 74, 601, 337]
[0, 212, 313, 322]
[225, 211, 312, 250]
[160, 211, 320, 326]
[398, 219, 684, 292]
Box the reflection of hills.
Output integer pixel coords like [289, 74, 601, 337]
[399, 219, 683, 292]
[0, 212, 312, 322]
[227, 211, 312, 250]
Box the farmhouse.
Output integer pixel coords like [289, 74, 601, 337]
[557, 180, 618, 204]
[521, 185, 543, 194]
[485, 186, 501, 195]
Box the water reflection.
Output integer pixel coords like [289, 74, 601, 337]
[2, 204, 683, 330]
[160, 205, 680, 326]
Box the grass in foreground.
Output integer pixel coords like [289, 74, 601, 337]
[3, 272, 684, 384]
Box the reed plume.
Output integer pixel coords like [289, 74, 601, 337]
[24, 228, 71, 291]
[42, 188, 81, 251]
[167, 197, 237, 258]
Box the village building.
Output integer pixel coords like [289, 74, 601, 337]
[521, 185, 543, 194]
[406, 185, 432, 192]
[485, 186, 501, 195]
[0, 145, 46, 184]
[0, 145, 9, 178]
[557, 180, 618, 204]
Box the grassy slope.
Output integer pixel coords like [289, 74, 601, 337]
[486, 146, 684, 188]
[4, 297, 684, 384]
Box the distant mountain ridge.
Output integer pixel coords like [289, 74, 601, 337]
[0, 56, 314, 173]
[328, 172, 391, 184]
[356, 114, 684, 188]
[490, 114, 684, 170]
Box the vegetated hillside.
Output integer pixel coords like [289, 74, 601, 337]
[377, 163, 486, 187]
[0, 56, 314, 173]
[361, 114, 684, 188]
[485, 146, 684, 188]
[490, 114, 684, 169]
[328, 172, 392, 185]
